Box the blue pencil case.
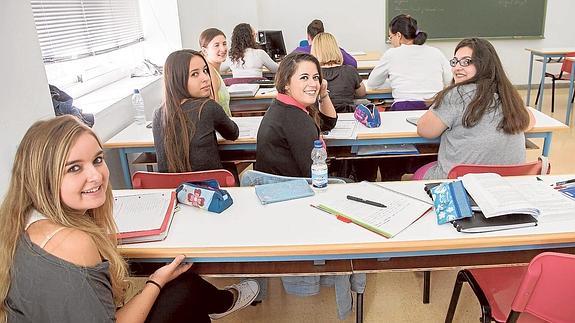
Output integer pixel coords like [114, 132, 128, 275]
[430, 181, 473, 225]
[176, 179, 233, 213]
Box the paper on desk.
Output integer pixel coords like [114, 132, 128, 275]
[318, 182, 432, 238]
[113, 193, 173, 232]
[217, 117, 259, 140]
[322, 119, 358, 139]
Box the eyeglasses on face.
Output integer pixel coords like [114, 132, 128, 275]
[449, 57, 473, 67]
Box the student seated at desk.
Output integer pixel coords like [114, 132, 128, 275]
[415, 38, 535, 180]
[256, 52, 337, 177]
[0, 116, 258, 323]
[200, 28, 232, 116]
[221, 23, 279, 78]
[367, 14, 451, 111]
[311, 32, 366, 113]
[153, 50, 239, 174]
[292, 19, 358, 68]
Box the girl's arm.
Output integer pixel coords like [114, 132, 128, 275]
[417, 110, 448, 138]
[318, 79, 336, 118]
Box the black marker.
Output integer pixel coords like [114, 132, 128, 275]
[346, 195, 386, 208]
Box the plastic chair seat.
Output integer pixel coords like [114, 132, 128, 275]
[132, 170, 236, 189]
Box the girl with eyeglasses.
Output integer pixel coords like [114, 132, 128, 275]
[359, 14, 452, 182]
[367, 14, 452, 111]
[415, 38, 535, 180]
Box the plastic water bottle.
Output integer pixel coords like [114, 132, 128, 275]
[131, 89, 146, 125]
[311, 140, 328, 190]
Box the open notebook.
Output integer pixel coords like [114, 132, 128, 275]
[113, 192, 177, 244]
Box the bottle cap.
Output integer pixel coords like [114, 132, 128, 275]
[314, 140, 322, 148]
[133, 89, 140, 94]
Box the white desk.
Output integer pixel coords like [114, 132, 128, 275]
[525, 48, 575, 112]
[119, 176, 575, 263]
[104, 109, 567, 188]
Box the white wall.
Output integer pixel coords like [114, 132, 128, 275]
[0, 0, 53, 196]
[178, 0, 575, 85]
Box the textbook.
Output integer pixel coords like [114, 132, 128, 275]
[452, 211, 537, 233]
[461, 173, 540, 218]
[314, 182, 432, 238]
[113, 192, 177, 244]
[255, 179, 315, 205]
[228, 84, 259, 97]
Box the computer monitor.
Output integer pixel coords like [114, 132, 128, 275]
[257, 30, 287, 61]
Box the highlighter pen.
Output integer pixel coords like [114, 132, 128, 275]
[346, 195, 386, 208]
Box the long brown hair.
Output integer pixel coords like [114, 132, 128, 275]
[0, 116, 128, 321]
[433, 38, 529, 134]
[229, 23, 257, 65]
[274, 52, 323, 126]
[162, 49, 214, 172]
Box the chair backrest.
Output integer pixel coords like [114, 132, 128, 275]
[447, 157, 550, 179]
[223, 77, 269, 87]
[561, 52, 575, 75]
[510, 252, 575, 322]
[240, 170, 346, 187]
[132, 170, 236, 189]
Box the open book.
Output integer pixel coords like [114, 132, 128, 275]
[313, 182, 432, 238]
[113, 192, 177, 244]
[461, 173, 541, 218]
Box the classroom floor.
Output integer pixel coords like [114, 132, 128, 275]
[129, 87, 575, 323]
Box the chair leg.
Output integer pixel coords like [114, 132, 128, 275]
[445, 271, 465, 323]
[423, 271, 431, 304]
[551, 79, 556, 113]
[356, 292, 364, 323]
[534, 80, 542, 105]
[506, 310, 521, 323]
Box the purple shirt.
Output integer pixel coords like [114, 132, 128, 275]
[292, 45, 357, 68]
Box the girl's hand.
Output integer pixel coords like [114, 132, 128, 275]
[319, 79, 329, 97]
[148, 255, 193, 287]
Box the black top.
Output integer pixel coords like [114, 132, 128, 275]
[322, 65, 362, 113]
[255, 99, 337, 177]
[153, 99, 239, 172]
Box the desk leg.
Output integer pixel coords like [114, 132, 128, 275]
[423, 271, 431, 304]
[536, 56, 548, 111]
[526, 52, 534, 105]
[356, 292, 363, 323]
[567, 64, 575, 125]
[119, 148, 132, 189]
[542, 132, 552, 157]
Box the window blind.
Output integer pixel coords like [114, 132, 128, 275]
[31, 0, 144, 63]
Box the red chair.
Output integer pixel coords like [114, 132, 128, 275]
[421, 157, 550, 304]
[445, 252, 575, 323]
[132, 170, 236, 189]
[535, 52, 575, 113]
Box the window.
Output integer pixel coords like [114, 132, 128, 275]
[31, 0, 145, 97]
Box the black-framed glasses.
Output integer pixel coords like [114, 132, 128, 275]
[449, 57, 473, 67]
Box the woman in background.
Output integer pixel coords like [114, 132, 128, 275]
[256, 52, 337, 177]
[416, 38, 535, 179]
[311, 32, 365, 178]
[0, 115, 258, 323]
[311, 32, 365, 113]
[153, 49, 239, 174]
[222, 23, 279, 78]
[367, 14, 451, 110]
[200, 28, 232, 116]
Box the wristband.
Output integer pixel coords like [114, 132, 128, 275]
[146, 279, 162, 291]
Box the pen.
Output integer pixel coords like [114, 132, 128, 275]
[346, 195, 386, 208]
[555, 178, 575, 186]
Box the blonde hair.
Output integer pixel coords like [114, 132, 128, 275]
[0, 116, 128, 321]
[310, 32, 343, 66]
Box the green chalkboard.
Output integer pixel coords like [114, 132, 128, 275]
[386, 0, 547, 40]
